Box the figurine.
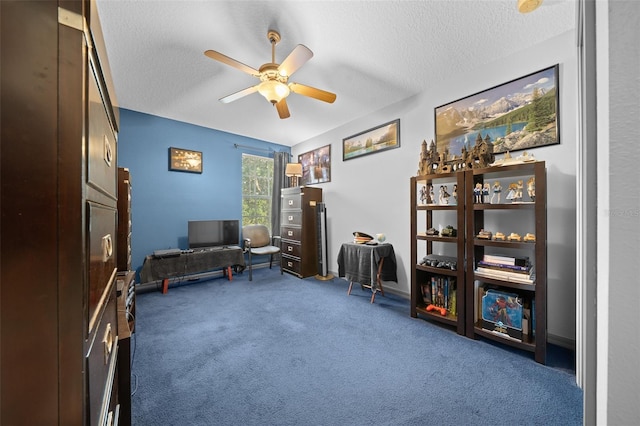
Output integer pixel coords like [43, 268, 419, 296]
[515, 180, 524, 202]
[506, 182, 517, 202]
[482, 183, 491, 203]
[452, 184, 458, 204]
[439, 185, 450, 205]
[419, 185, 428, 205]
[527, 177, 535, 201]
[506, 180, 523, 202]
[474, 182, 483, 203]
[491, 181, 502, 204]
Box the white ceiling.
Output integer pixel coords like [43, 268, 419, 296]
[96, 0, 576, 147]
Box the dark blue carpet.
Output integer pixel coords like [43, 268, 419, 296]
[130, 268, 582, 425]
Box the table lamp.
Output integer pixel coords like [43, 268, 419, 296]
[285, 163, 303, 187]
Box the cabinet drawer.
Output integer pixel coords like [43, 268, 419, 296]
[281, 226, 302, 241]
[87, 286, 118, 426]
[281, 240, 301, 258]
[88, 58, 117, 200]
[282, 255, 301, 275]
[88, 201, 118, 332]
[281, 211, 302, 226]
[282, 194, 301, 210]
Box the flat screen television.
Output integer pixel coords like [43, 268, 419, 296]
[188, 219, 240, 249]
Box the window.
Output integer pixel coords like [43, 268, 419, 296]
[242, 154, 274, 232]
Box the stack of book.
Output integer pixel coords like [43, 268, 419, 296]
[474, 254, 535, 284]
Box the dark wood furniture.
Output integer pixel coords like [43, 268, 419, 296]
[409, 164, 547, 363]
[117, 271, 136, 426]
[337, 242, 398, 303]
[280, 186, 323, 278]
[410, 171, 466, 335]
[118, 167, 133, 271]
[1, 1, 123, 423]
[139, 247, 246, 293]
[465, 162, 547, 364]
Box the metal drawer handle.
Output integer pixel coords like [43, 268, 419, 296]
[103, 135, 113, 167]
[288, 246, 293, 252]
[103, 323, 113, 365]
[287, 261, 293, 267]
[288, 200, 294, 206]
[288, 231, 293, 236]
[102, 234, 113, 262]
[288, 215, 293, 221]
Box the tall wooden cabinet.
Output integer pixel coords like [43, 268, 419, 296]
[1, 1, 124, 423]
[280, 186, 323, 278]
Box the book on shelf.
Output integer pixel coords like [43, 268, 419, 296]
[477, 260, 531, 273]
[426, 275, 456, 315]
[482, 254, 529, 267]
[475, 267, 535, 284]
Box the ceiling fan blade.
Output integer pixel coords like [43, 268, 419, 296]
[278, 45, 313, 77]
[204, 50, 260, 76]
[289, 82, 336, 103]
[219, 85, 259, 104]
[275, 98, 290, 119]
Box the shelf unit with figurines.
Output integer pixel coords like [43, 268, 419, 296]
[410, 170, 466, 335]
[464, 161, 547, 364]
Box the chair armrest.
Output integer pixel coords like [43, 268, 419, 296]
[271, 235, 281, 245]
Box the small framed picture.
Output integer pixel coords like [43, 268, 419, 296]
[169, 147, 202, 173]
[342, 119, 400, 161]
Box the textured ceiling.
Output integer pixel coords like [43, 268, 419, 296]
[96, 0, 576, 147]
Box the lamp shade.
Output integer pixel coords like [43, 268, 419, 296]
[285, 163, 303, 177]
[258, 80, 290, 104]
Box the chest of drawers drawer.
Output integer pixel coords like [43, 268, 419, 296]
[281, 210, 302, 226]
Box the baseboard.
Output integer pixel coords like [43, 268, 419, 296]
[548, 334, 576, 351]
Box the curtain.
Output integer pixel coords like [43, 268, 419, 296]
[271, 151, 290, 235]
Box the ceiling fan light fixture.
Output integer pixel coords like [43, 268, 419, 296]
[258, 80, 290, 104]
[518, 0, 543, 13]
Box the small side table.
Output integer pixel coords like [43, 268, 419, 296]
[337, 242, 398, 303]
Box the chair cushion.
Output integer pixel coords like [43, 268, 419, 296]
[242, 224, 271, 248]
[250, 246, 280, 256]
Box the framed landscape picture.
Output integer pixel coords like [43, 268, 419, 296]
[298, 144, 331, 185]
[169, 147, 203, 173]
[342, 119, 400, 161]
[435, 65, 559, 156]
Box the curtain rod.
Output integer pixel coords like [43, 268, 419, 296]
[234, 143, 277, 153]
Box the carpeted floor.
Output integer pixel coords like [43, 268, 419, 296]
[130, 267, 582, 425]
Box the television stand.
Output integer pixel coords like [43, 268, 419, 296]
[140, 246, 246, 294]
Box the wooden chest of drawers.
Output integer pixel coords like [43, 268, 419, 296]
[280, 186, 323, 278]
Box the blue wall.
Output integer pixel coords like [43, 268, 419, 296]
[117, 109, 290, 277]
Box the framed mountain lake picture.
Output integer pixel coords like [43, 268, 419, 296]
[342, 119, 400, 161]
[435, 65, 559, 156]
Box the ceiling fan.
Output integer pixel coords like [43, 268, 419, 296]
[204, 30, 336, 119]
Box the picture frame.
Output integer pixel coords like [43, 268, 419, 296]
[435, 64, 559, 156]
[342, 119, 400, 161]
[298, 144, 331, 185]
[169, 147, 202, 173]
